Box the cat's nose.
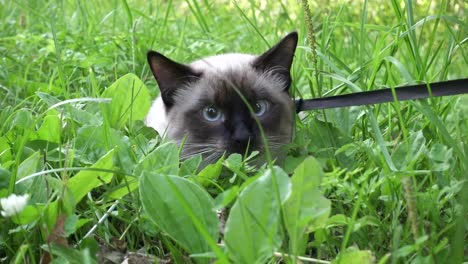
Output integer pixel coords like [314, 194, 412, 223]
[232, 125, 254, 147]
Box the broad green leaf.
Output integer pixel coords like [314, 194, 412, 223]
[0, 137, 12, 164]
[223, 153, 242, 171]
[395, 244, 417, 258]
[79, 237, 100, 263]
[107, 176, 138, 200]
[332, 247, 374, 264]
[41, 244, 97, 264]
[12, 244, 29, 264]
[75, 218, 92, 232]
[427, 143, 451, 162]
[224, 166, 291, 264]
[37, 92, 102, 126]
[134, 142, 179, 176]
[180, 154, 202, 176]
[307, 119, 342, 154]
[291, 156, 323, 188]
[413, 101, 464, 158]
[0, 189, 7, 199]
[214, 186, 239, 210]
[68, 150, 115, 202]
[223, 153, 250, 180]
[0, 106, 13, 133]
[75, 125, 134, 174]
[427, 143, 452, 171]
[101, 73, 151, 129]
[64, 214, 79, 236]
[284, 155, 306, 174]
[131, 132, 158, 161]
[26, 169, 48, 204]
[139, 172, 219, 262]
[107, 136, 170, 200]
[75, 125, 117, 164]
[306, 119, 353, 167]
[284, 156, 331, 256]
[0, 167, 11, 191]
[12, 109, 34, 129]
[392, 130, 426, 170]
[36, 91, 61, 106]
[196, 156, 224, 186]
[17, 151, 41, 180]
[326, 214, 349, 228]
[11, 205, 41, 225]
[62, 183, 76, 215]
[324, 106, 363, 135]
[29, 150, 115, 228]
[405, 131, 426, 167]
[34, 113, 61, 143]
[353, 215, 380, 232]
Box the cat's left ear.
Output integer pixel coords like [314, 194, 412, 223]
[147, 51, 200, 109]
[252, 31, 298, 89]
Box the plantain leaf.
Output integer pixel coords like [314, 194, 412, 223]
[17, 151, 41, 181]
[101, 73, 151, 129]
[332, 247, 375, 264]
[283, 156, 331, 256]
[32, 112, 62, 143]
[13, 150, 115, 226]
[140, 172, 219, 263]
[68, 150, 115, 203]
[108, 142, 179, 199]
[134, 142, 179, 176]
[196, 156, 224, 186]
[224, 166, 291, 264]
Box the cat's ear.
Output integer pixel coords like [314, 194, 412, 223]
[252, 32, 298, 90]
[147, 51, 200, 108]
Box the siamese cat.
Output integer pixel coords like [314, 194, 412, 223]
[145, 32, 298, 164]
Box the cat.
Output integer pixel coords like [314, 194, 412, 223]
[145, 32, 298, 164]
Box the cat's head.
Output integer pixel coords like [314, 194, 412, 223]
[147, 32, 298, 162]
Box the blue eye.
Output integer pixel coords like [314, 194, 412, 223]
[253, 100, 269, 116]
[202, 105, 222, 122]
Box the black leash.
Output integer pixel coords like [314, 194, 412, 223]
[295, 78, 468, 113]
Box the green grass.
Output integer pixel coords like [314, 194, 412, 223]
[0, 0, 466, 263]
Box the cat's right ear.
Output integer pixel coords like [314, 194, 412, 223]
[147, 51, 200, 108]
[252, 32, 298, 91]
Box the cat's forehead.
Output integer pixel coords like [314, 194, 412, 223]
[172, 53, 289, 111]
[202, 72, 261, 107]
[175, 68, 286, 110]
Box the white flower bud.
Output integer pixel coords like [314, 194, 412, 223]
[0, 194, 29, 217]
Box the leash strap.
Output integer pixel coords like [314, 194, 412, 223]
[295, 78, 468, 113]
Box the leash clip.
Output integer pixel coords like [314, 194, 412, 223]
[295, 98, 304, 113]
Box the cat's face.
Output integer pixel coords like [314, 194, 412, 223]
[147, 32, 298, 162]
